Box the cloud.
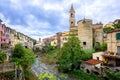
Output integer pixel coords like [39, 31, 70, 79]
[0, 0, 120, 40]
[76, 0, 120, 24]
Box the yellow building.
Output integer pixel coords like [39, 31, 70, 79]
[51, 40, 57, 47]
[60, 31, 69, 47]
[13, 31, 20, 46]
[104, 23, 114, 29]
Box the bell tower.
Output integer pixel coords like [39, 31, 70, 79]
[69, 4, 76, 30]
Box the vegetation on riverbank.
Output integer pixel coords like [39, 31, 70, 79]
[10, 43, 36, 80]
[0, 50, 6, 64]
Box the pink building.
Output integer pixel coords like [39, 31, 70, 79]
[0, 20, 10, 49]
[42, 35, 57, 46]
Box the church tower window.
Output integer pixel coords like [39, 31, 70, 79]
[71, 22, 73, 25]
[71, 13, 74, 18]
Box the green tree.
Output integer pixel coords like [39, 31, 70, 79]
[42, 45, 55, 54]
[11, 44, 36, 80]
[0, 50, 6, 63]
[70, 69, 97, 80]
[103, 27, 113, 33]
[57, 35, 85, 72]
[106, 70, 120, 80]
[94, 42, 101, 52]
[38, 73, 56, 80]
[100, 42, 107, 51]
[114, 20, 120, 29]
[11, 43, 35, 69]
[21, 48, 35, 69]
[12, 43, 24, 58]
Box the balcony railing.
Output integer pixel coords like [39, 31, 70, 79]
[102, 52, 120, 59]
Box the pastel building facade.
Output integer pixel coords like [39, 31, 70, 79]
[0, 20, 10, 49]
[0, 19, 35, 49]
[42, 35, 58, 47]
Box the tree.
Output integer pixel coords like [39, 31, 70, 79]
[11, 43, 35, 69]
[105, 70, 120, 80]
[94, 42, 101, 52]
[38, 73, 56, 80]
[103, 27, 113, 33]
[57, 34, 85, 72]
[70, 69, 97, 80]
[114, 20, 120, 29]
[21, 48, 35, 69]
[11, 43, 24, 58]
[42, 45, 55, 54]
[100, 42, 107, 51]
[0, 50, 6, 63]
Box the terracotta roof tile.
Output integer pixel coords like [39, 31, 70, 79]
[85, 59, 102, 65]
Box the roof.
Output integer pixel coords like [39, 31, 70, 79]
[84, 59, 102, 65]
[77, 18, 92, 24]
[107, 29, 120, 33]
[70, 4, 74, 11]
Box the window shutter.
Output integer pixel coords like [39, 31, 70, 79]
[116, 33, 120, 40]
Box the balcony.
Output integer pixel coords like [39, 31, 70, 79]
[102, 52, 120, 59]
[103, 66, 120, 72]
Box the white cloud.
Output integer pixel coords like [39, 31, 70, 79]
[75, 0, 120, 24]
[28, 0, 44, 7]
[25, 14, 51, 29]
[1, 0, 120, 40]
[0, 13, 10, 24]
[43, 3, 63, 11]
[10, 0, 23, 10]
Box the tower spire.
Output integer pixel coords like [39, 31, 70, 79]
[70, 4, 74, 11]
[69, 4, 76, 30]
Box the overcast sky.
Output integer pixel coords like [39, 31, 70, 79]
[0, 0, 120, 40]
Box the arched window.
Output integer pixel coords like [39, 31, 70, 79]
[71, 22, 73, 25]
[71, 13, 74, 17]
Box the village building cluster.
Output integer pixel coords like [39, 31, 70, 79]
[38, 5, 120, 74]
[41, 5, 104, 49]
[0, 19, 35, 49]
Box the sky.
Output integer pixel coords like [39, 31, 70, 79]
[0, 0, 120, 40]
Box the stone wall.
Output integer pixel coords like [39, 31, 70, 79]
[93, 24, 103, 45]
[78, 19, 93, 50]
[107, 31, 120, 53]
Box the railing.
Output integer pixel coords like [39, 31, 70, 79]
[102, 53, 120, 59]
[103, 66, 120, 72]
[0, 62, 16, 73]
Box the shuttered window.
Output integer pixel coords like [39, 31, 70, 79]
[117, 46, 120, 54]
[116, 33, 120, 40]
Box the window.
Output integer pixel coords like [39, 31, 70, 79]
[116, 33, 120, 40]
[71, 22, 73, 25]
[117, 46, 120, 54]
[63, 37, 67, 41]
[101, 63, 103, 66]
[97, 57, 99, 60]
[6, 34, 9, 37]
[71, 13, 73, 17]
[83, 42, 86, 45]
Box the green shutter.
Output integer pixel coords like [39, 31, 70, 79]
[116, 33, 120, 40]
